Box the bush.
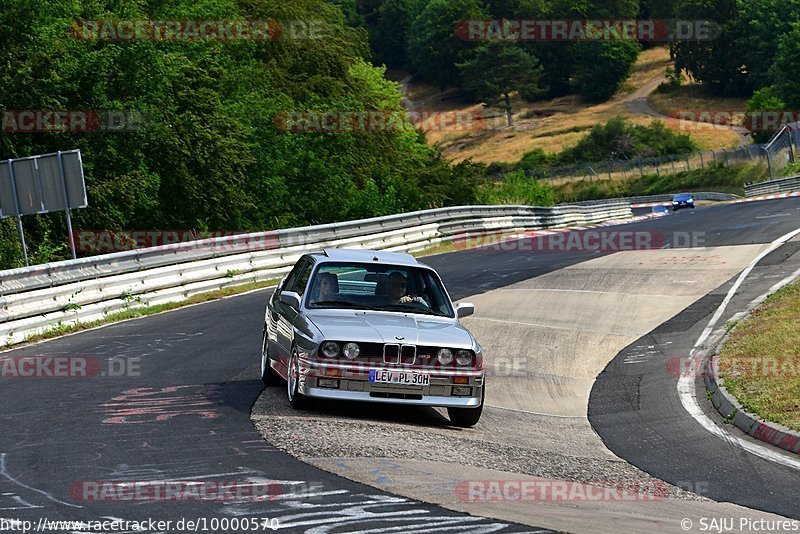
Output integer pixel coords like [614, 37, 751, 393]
[745, 87, 788, 143]
[553, 162, 768, 203]
[476, 170, 556, 206]
[557, 117, 697, 164]
[517, 147, 554, 170]
[657, 67, 683, 93]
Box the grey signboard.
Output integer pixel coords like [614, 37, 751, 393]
[0, 149, 87, 219]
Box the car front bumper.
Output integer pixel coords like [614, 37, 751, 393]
[296, 358, 484, 407]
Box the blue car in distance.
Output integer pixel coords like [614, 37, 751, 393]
[672, 193, 695, 211]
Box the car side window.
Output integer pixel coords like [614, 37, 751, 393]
[281, 258, 308, 295]
[290, 261, 314, 297]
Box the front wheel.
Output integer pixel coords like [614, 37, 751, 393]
[447, 386, 484, 427]
[260, 329, 282, 387]
[287, 347, 310, 409]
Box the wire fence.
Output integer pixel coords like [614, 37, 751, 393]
[519, 144, 768, 185]
[762, 124, 800, 179]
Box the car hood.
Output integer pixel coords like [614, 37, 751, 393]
[305, 311, 475, 348]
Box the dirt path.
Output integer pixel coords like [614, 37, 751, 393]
[623, 76, 751, 146]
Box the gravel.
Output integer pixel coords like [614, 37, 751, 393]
[251, 387, 709, 501]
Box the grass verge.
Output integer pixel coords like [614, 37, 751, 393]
[552, 162, 768, 203]
[7, 279, 278, 349]
[717, 281, 800, 432]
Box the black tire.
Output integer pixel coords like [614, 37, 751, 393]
[447, 386, 484, 427]
[260, 329, 282, 387]
[287, 346, 310, 409]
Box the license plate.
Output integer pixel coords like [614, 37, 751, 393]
[369, 369, 430, 386]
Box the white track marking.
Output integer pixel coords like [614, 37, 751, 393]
[678, 228, 800, 470]
[0, 453, 82, 508]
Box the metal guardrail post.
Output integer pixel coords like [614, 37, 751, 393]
[763, 146, 773, 180]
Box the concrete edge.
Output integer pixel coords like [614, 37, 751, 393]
[703, 278, 800, 456]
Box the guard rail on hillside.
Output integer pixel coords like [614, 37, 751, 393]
[0, 202, 632, 345]
[574, 192, 741, 207]
[744, 175, 800, 197]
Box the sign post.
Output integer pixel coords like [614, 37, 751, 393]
[7, 159, 29, 266]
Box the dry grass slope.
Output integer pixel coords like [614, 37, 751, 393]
[397, 47, 745, 164]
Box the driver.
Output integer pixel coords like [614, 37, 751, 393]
[386, 272, 426, 305]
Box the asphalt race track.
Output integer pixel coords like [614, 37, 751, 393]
[0, 300, 538, 531]
[2, 197, 800, 533]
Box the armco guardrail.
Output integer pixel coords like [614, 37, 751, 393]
[0, 202, 632, 345]
[744, 175, 800, 197]
[625, 192, 741, 205]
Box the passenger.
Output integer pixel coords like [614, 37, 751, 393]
[313, 272, 339, 303]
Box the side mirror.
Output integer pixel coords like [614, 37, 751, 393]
[279, 291, 302, 310]
[455, 302, 475, 318]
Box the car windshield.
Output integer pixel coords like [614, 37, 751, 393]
[305, 262, 454, 317]
[674, 193, 693, 200]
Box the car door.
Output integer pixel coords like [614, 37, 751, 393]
[275, 258, 313, 362]
[268, 259, 304, 360]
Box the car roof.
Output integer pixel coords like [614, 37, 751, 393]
[312, 248, 420, 266]
[673, 192, 693, 197]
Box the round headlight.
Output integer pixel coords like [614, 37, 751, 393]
[456, 349, 472, 366]
[342, 342, 360, 359]
[321, 341, 339, 358]
[437, 348, 454, 365]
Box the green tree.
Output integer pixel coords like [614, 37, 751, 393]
[772, 23, 800, 109]
[745, 86, 787, 143]
[406, 0, 488, 89]
[457, 42, 545, 126]
[370, 0, 427, 68]
[570, 40, 640, 101]
[669, 0, 747, 95]
[0, 0, 488, 268]
[731, 0, 800, 91]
